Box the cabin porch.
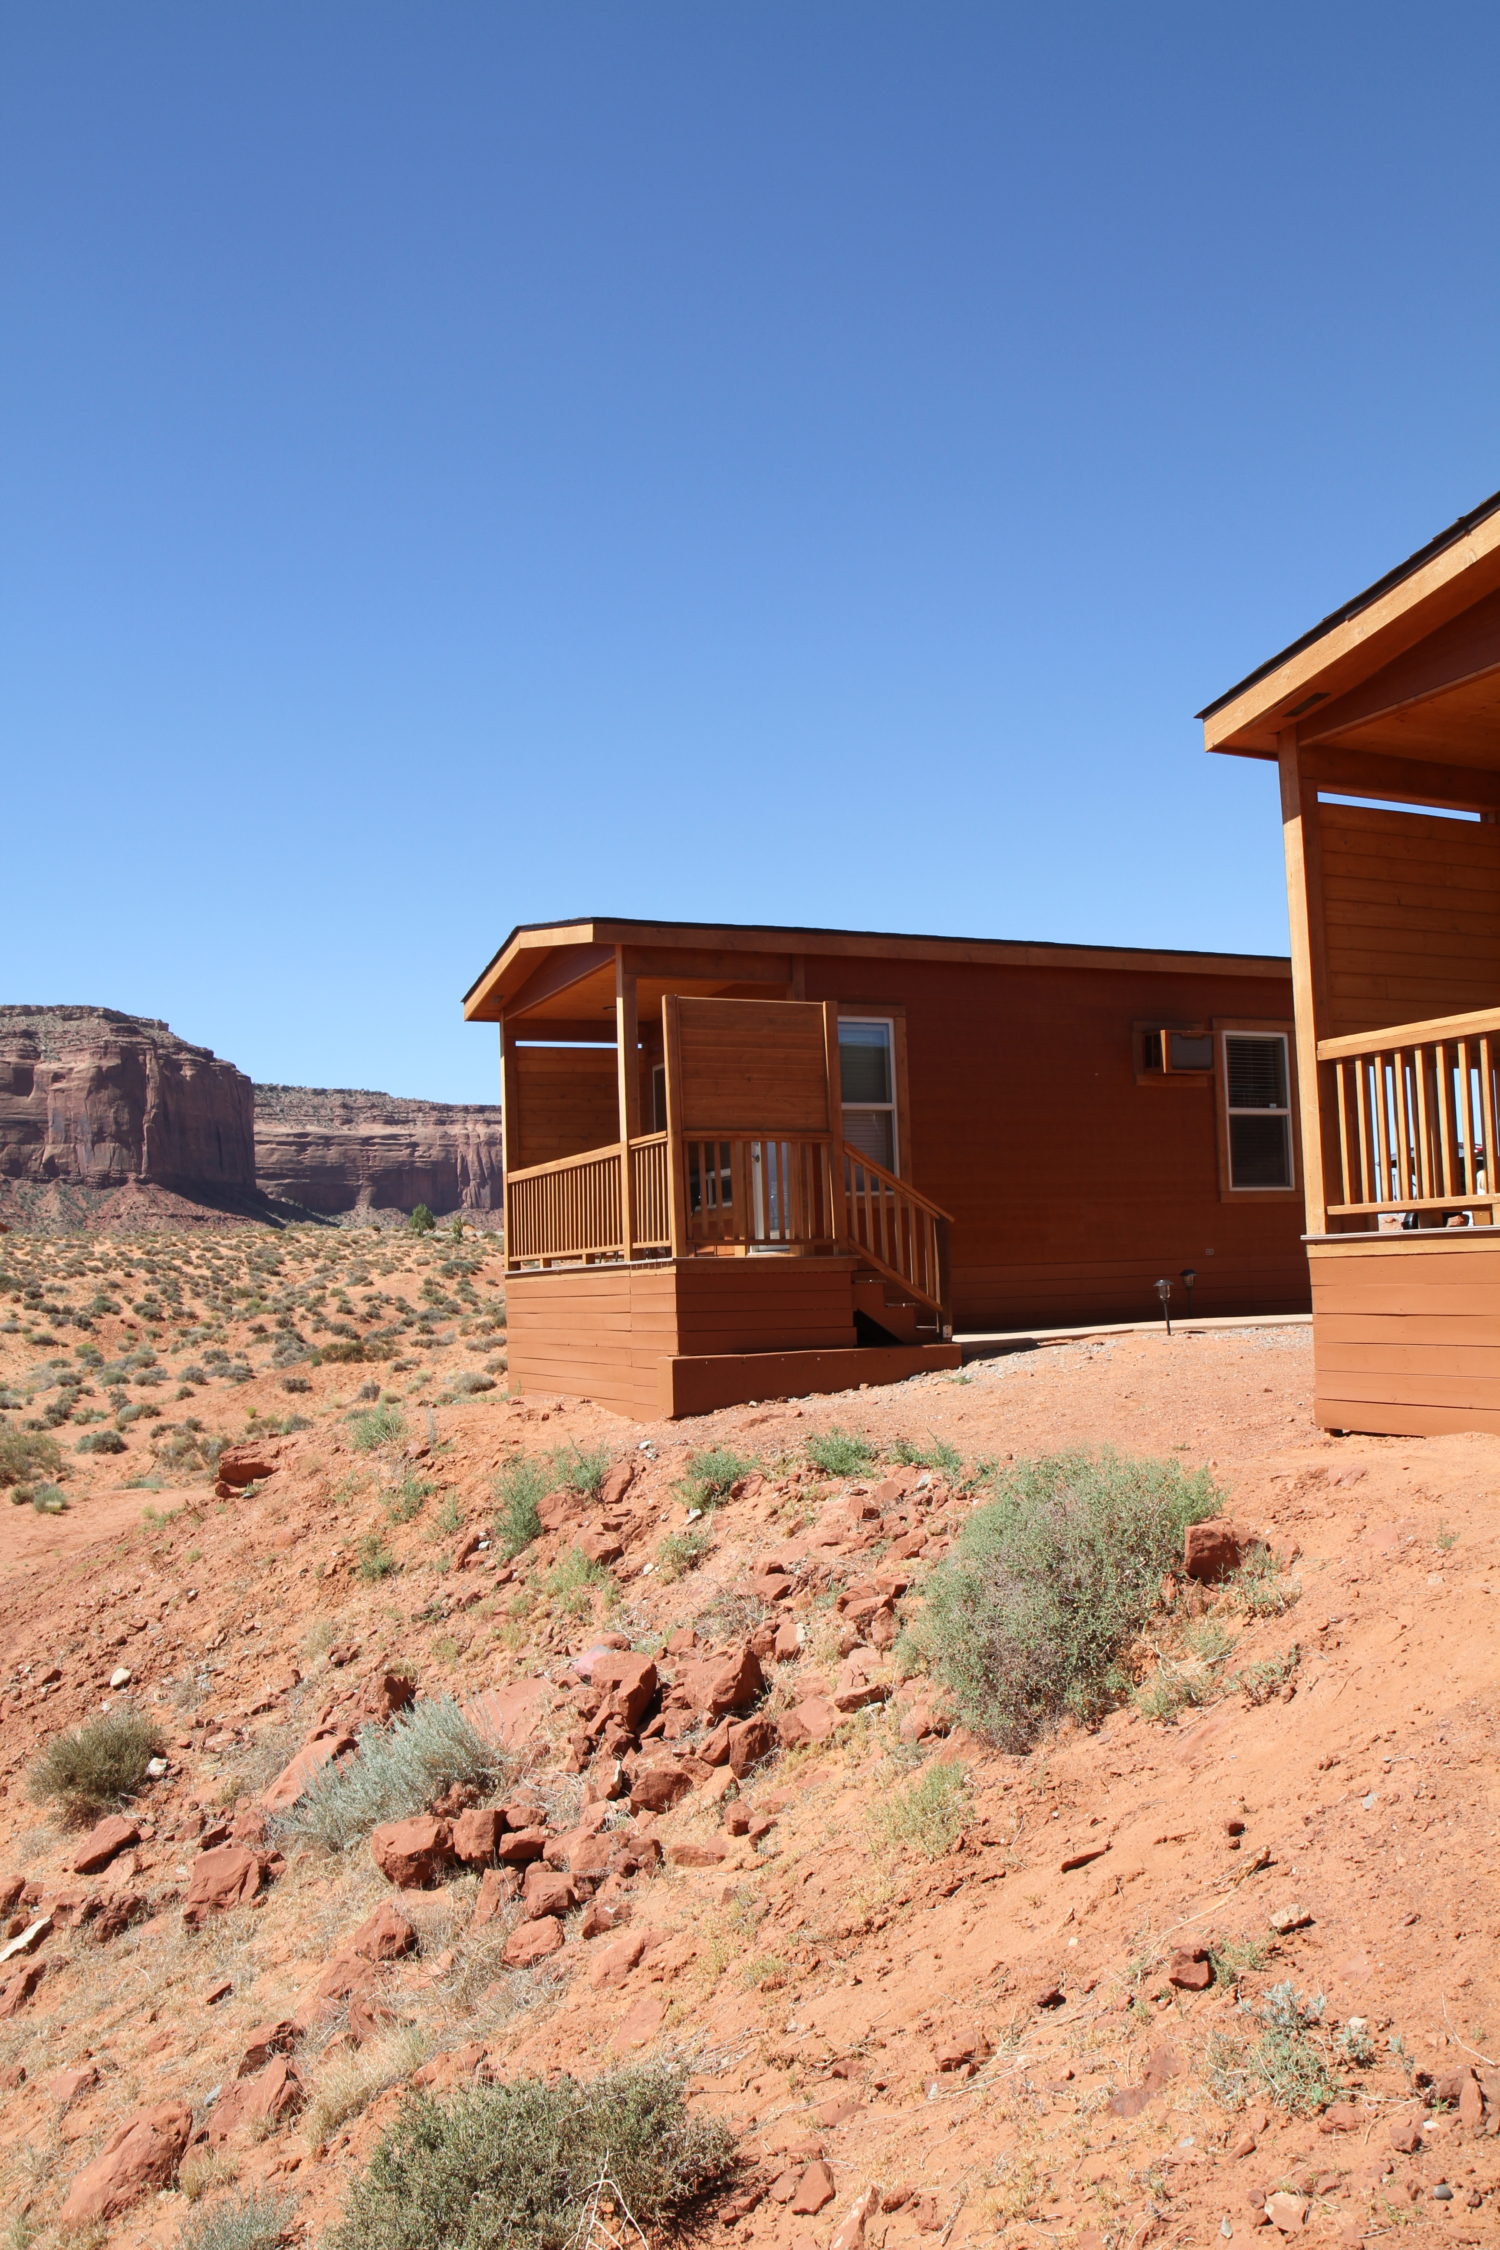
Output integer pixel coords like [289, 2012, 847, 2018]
[465, 934, 958, 1415]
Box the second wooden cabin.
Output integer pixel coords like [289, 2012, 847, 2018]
[463, 917, 1309, 1417]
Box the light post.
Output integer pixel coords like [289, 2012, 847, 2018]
[1154, 1276, 1172, 1336]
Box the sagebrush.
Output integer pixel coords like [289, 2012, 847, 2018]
[327, 2062, 735, 2250]
[177, 2190, 297, 2250]
[285, 1697, 508, 1851]
[28, 1704, 164, 1819]
[909, 1449, 1219, 1748]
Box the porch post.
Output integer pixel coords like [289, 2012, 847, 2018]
[615, 952, 639, 1259]
[1277, 730, 1335, 1235]
[499, 1015, 520, 1274]
[661, 993, 688, 1258]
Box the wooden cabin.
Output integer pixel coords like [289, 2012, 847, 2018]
[463, 918, 1308, 1417]
[1201, 488, 1500, 1436]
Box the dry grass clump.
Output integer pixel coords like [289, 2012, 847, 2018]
[176, 2190, 297, 2250]
[28, 1704, 164, 1820]
[306, 2024, 430, 2145]
[867, 1757, 970, 1860]
[326, 2061, 735, 2250]
[909, 1449, 1220, 1748]
[283, 1698, 508, 1852]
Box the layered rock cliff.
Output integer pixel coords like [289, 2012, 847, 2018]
[0, 1007, 256, 1196]
[251, 1084, 503, 1216]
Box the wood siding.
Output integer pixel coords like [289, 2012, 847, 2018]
[505, 1256, 957, 1419]
[1317, 802, 1500, 1040]
[797, 955, 1308, 1330]
[509, 1047, 618, 1172]
[670, 997, 833, 1135]
[1309, 1234, 1500, 1435]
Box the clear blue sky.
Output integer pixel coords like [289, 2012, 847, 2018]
[5, 4, 1498, 1102]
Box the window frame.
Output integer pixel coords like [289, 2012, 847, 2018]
[1134, 1021, 1214, 1084]
[835, 1006, 908, 1176]
[1215, 1021, 1299, 1201]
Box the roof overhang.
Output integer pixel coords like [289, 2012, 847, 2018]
[1200, 489, 1500, 761]
[462, 916, 1292, 1025]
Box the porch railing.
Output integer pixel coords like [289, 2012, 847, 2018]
[505, 1129, 953, 1324]
[1318, 1005, 1500, 1221]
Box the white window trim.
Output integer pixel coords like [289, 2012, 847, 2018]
[839, 1016, 899, 1173]
[1221, 1029, 1294, 1192]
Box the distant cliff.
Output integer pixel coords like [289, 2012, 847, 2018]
[0, 1007, 256, 1196]
[0, 1008, 504, 1228]
[252, 1084, 503, 1216]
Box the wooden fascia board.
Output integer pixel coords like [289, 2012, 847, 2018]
[461, 922, 603, 1020]
[1203, 512, 1500, 757]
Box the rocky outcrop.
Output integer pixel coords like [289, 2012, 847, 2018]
[252, 1084, 503, 1215]
[0, 1008, 255, 1196]
[0, 1007, 504, 1225]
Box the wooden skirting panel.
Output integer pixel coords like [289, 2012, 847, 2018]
[1309, 1233, 1500, 1436]
[665, 1343, 960, 1418]
[506, 1257, 868, 1420]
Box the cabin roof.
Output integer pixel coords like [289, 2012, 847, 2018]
[1201, 487, 1500, 759]
[463, 915, 1291, 1023]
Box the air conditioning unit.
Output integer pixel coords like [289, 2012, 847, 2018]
[1142, 1027, 1214, 1075]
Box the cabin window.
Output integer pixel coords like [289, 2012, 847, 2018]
[1222, 1032, 1293, 1189]
[839, 1018, 897, 1171]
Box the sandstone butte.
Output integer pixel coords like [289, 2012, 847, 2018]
[0, 1004, 502, 1228]
[0, 1234, 1496, 2250]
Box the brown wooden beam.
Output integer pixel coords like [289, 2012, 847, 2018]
[505, 944, 615, 1020]
[1296, 744, 1500, 812]
[1298, 585, 1500, 746]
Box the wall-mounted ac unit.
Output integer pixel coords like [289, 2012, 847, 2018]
[1142, 1027, 1214, 1075]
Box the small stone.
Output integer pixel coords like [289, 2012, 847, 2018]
[108, 1666, 132, 1690]
[1264, 2189, 1308, 2232]
[789, 2161, 836, 2215]
[502, 1915, 565, 1968]
[370, 1816, 455, 1888]
[73, 1815, 141, 1875]
[201, 1978, 233, 2007]
[1267, 1903, 1313, 1934]
[1167, 1946, 1213, 1990]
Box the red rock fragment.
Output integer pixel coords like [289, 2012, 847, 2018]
[205, 2060, 304, 2147]
[181, 1846, 265, 1927]
[629, 1764, 693, 1814]
[238, 2020, 302, 2076]
[57, 2102, 192, 2226]
[502, 1916, 565, 1968]
[1166, 1945, 1213, 1990]
[789, 2161, 836, 2215]
[452, 1808, 507, 1866]
[216, 1444, 280, 1488]
[370, 1816, 455, 1888]
[73, 1815, 141, 1875]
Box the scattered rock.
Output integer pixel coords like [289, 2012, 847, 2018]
[1166, 1945, 1213, 1990]
[502, 1915, 566, 1968]
[1184, 1518, 1256, 1584]
[370, 1816, 455, 1888]
[205, 2059, 304, 2147]
[630, 1764, 693, 1815]
[57, 2102, 193, 2227]
[238, 2020, 303, 2076]
[73, 1816, 142, 1875]
[1264, 2189, 1308, 2232]
[181, 1847, 266, 1927]
[452, 1808, 507, 1866]
[789, 2162, 836, 2216]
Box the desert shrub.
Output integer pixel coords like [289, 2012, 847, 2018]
[77, 1429, 127, 1455]
[1229, 1644, 1302, 1705]
[909, 1449, 1220, 1749]
[409, 1205, 436, 1235]
[1205, 1982, 1341, 2115]
[29, 1483, 68, 1515]
[446, 1370, 495, 1397]
[804, 1429, 873, 1478]
[886, 1435, 963, 1474]
[1228, 1544, 1302, 1618]
[493, 1455, 550, 1558]
[349, 1403, 406, 1451]
[1134, 1615, 1235, 1723]
[867, 1758, 970, 1860]
[545, 1549, 609, 1617]
[675, 1447, 756, 1510]
[654, 1525, 712, 1583]
[28, 1704, 164, 1819]
[549, 1443, 612, 1502]
[327, 2061, 735, 2250]
[385, 1472, 432, 1525]
[0, 1428, 62, 1487]
[177, 2190, 296, 2250]
[357, 1532, 398, 1582]
[284, 1697, 508, 1851]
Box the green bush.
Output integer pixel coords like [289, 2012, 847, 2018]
[654, 1525, 713, 1583]
[357, 1532, 398, 1582]
[493, 1454, 551, 1558]
[284, 1697, 508, 1852]
[804, 1429, 873, 1477]
[77, 1429, 127, 1455]
[549, 1442, 613, 1502]
[1205, 1982, 1342, 2115]
[0, 1428, 63, 1486]
[675, 1447, 756, 1510]
[349, 1402, 406, 1451]
[28, 1704, 164, 1819]
[886, 1435, 963, 1474]
[909, 1449, 1220, 1749]
[409, 1205, 436, 1235]
[327, 2062, 735, 2250]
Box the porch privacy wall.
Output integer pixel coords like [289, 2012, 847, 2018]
[1203, 485, 1500, 1435]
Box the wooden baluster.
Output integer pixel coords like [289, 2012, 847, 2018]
[1480, 1037, 1498, 1216]
[1458, 1041, 1476, 1207]
[1393, 1050, 1413, 1206]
